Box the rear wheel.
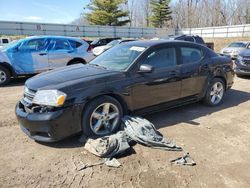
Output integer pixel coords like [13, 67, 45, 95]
[68, 59, 86, 66]
[203, 78, 225, 106]
[0, 66, 11, 86]
[82, 96, 123, 136]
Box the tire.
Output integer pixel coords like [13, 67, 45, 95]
[203, 78, 225, 106]
[0, 66, 11, 86]
[82, 96, 124, 136]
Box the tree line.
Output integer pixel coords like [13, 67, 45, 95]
[72, 0, 250, 28]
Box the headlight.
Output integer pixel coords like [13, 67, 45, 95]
[232, 50, 240, 55]
[33, 90, 67, 107]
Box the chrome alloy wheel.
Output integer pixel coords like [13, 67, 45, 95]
[210, 82, 224, 105]
[0, 70, 7, 84]
[90, 103, 120, 136]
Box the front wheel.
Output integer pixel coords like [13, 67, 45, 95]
[0, 66, 11, 86]
[203, 78, 225, 106]
[82, 96, 123, 136]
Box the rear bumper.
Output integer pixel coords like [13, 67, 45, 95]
[15, 102, 84, 142]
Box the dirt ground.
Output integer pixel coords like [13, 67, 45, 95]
[0, 76, 250, 188]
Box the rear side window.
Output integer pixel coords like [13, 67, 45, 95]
[50, 39, 71, 51]
[181, 47, 203, 64]
[68, 40, 82, 49]
[195, 37, 205, 44]
[184, 37, 195, 42]
[144, 47, 177, 69]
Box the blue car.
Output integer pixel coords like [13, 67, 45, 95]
[0, 36, 94, 86]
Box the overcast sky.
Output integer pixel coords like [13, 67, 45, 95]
[0, 0, 90, 24]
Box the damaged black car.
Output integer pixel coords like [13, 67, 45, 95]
[15, 40, 234, 142]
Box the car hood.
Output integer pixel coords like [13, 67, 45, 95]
[26, 64, 122, 91]
[222, 47, 245, 52]
[239, 49, 250, 57]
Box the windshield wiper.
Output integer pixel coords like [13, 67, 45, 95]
[89, 64, 107, 69]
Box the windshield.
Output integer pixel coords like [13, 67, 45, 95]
[107, 40, 120, 47]
[91, 38, 100, 45]
[89, 44, 146, 71]
[228, 42, 248, 48]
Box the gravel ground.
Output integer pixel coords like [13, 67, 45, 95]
[0, 76, 250, 188]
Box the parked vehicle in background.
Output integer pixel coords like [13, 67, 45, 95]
[0, 36, 94, 86]
[0, 37, 10, 48]
[93, 39, 136, 56]
[158, 35, 214, 50]
[15, 40, 234, 142]
[234, 49, 250, 76]
[167, 35, 206, 45]
[220, 41, 250, 59]
[91, 38, 121, 48]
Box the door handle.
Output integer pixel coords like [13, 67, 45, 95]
[200, 64, 209, 71]
[39, 52, 47, 56]
[169, 70, 178, 76]
[67, 50, 74, 53]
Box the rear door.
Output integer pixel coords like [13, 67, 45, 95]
[179, 45, 209, 97]
[48, 38, 73, 69]
[131, 46, 182, 109]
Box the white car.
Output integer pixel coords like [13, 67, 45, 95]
[220, 41, 250, 59]
[0, 38, 10, 49]
[93, 39, 135, 56]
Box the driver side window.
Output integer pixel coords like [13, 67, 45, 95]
[19, 39, 47, 52]
[144, 47, 177, 69]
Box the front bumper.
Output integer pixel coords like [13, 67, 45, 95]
[234, 61, 250, 76]
[15, 102, 84, 142]
[234, 67, 250, 75]
[221, 53, 238, 60]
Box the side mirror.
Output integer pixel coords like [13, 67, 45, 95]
[138, 64, 154, 73]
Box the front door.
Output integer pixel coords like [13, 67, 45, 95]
[11, 38, 49, 74]
[131, 46, 181, 110]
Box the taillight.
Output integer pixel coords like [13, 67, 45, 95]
[87, 44, 93, 52]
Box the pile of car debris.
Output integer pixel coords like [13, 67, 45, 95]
[78, 116, 196, 170]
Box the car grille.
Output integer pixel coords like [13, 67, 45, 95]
[22, 87, 36, 106]
[242, 56, 250, 66]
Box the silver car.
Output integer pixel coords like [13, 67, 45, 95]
[220, 41, 250, 59]
[0, 36, 95, 86]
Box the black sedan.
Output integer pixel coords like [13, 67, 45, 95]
[16, 41, 234, 142]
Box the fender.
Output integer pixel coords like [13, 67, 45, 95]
[199, 63, 227, 99]
[0, 62, 17, 77]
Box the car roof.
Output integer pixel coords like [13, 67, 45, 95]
[230, 41, 249, 43]
[124, 40, 203, 48]
[25, 35, 82, 40]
